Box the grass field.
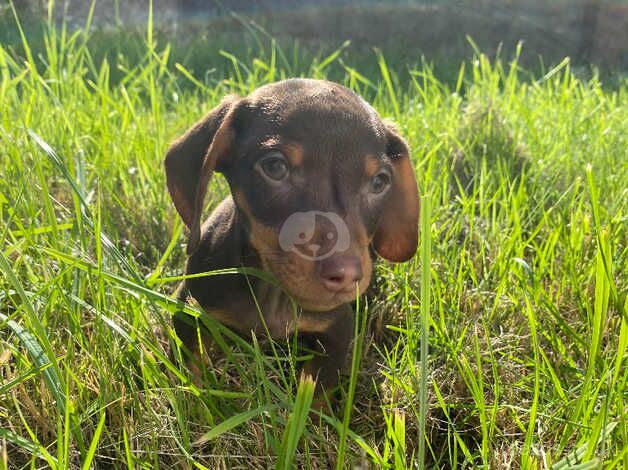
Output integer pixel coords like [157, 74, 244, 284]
[0, 6, 627, 469]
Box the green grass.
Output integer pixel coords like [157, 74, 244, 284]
[1, 6, 627, 469]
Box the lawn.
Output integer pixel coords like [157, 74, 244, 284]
[0, 6, 626, 469]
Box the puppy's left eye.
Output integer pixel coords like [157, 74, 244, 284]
[258, 152, 289, 181]
[369, 170, 391, 194]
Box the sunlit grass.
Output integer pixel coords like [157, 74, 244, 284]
[0, 5, 626, 469]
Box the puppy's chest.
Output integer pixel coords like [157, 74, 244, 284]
[250, 281, 300, 337]
[195, 277, 299, 338]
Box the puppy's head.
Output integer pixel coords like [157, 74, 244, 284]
[165, 79, 419, 311]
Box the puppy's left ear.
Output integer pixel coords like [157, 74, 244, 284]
[373, 124, 420, 262]
[164, 95, 240, 254]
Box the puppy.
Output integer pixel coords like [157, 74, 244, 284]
[165, 78, 419, 400]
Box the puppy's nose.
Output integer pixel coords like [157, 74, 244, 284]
[320, 255, 363, 293]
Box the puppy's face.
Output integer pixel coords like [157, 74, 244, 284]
[165, 79, 419, 312]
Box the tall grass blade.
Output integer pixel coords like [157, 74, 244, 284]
[418, 194, 432, 467]
[0, 254, 65, 415]
[81, 409, 106, 470]
[194, 404, 280, 446]
[276, 374, 315, 470]
[336, 288, 367, 469]
[0, 428, 57, 467]
[27, 130, 141, 281]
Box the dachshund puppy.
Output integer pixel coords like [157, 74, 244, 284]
[165, 78, 419, 401]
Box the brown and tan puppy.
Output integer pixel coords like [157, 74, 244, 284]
[165, 78, 419, 401]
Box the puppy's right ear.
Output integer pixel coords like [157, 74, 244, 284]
[164, 95, 240, 254]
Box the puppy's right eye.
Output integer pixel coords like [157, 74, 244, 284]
[369, 170, 391, 194]
[257, 152, 289, 181]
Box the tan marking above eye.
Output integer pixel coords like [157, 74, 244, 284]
[364, 155, 381, 177]
[258, 139, 304, 168]
[282, 143, 304, 167]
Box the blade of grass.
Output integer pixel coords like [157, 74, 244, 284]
[27, 129, 141, 281]
[418, 193, 432, 467]
[521, 295, 540, 469]
[276, 374, 315, 470]
[0, 252, 67, 418]
[194, 404, 280, 446]
[0, 428, 57, 468]
[81, 409, 106, 470]
[336, 287, 367, 469]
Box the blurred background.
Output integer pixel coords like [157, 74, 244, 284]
[3, 1, 628, 85]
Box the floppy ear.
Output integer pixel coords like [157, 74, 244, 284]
[164, 95, 240, 254]
[373, 124, 420, 262]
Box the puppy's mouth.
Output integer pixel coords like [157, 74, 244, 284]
[291, 288, 363, 312]
[276, 264, 372, 312]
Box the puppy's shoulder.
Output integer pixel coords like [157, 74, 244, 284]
[190, 196, 241, 265]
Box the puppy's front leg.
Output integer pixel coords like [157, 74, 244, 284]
[300, 305, 354, 409]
